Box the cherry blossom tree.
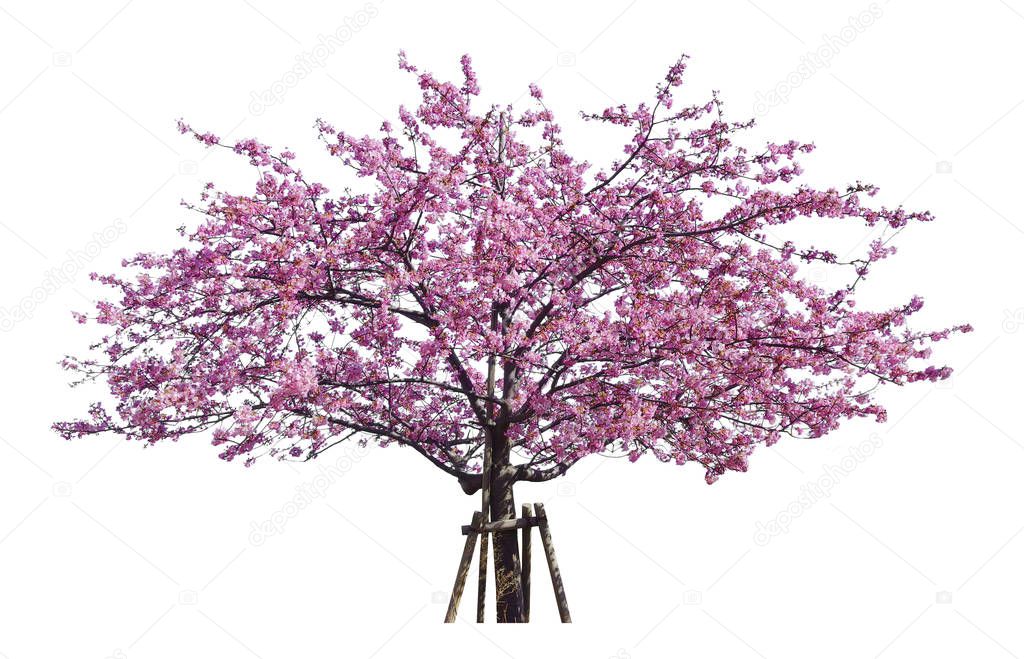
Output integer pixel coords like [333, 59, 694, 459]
[55, 52, 970, 622]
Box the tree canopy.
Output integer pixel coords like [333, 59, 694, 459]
[55, 53, 970, 487]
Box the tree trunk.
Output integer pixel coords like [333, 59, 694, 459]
[486, 440, 525, 622]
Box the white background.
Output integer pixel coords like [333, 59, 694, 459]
[1, 1, 1022, 657]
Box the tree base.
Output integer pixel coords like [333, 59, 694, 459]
[443, 502, 571, 623]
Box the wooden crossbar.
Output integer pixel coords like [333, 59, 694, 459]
[460, 516, 543, 535]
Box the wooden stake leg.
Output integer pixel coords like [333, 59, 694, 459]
[535, 503, 571, 623]
[476, 531, 488, 622]
[445, 511, 483, 623]
[521, 504, 533, 623]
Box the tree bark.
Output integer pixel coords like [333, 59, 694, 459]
[486, 434, 525, 623]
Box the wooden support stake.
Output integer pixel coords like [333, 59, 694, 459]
[479, 276, 499, 622]
[521, 503, 533, 623]
[477, 429, 492, 624]
[445, 511, 483, 623]
[476, 527, 488, 622]
[535, 503, 571, 623]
